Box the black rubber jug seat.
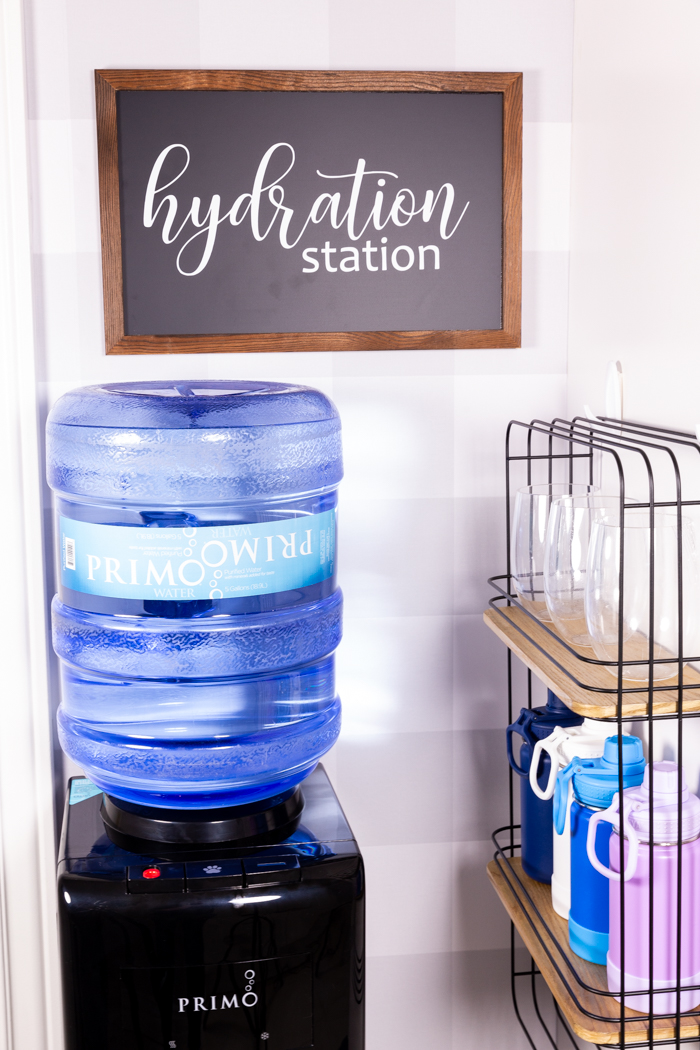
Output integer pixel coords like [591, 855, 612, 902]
[101, 788, 304, 854]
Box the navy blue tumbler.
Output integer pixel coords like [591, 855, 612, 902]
[506, 690, 584, 882]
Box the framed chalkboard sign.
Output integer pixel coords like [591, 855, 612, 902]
[95, 70, 522, 354]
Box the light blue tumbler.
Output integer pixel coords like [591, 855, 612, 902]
[556, 735, 645, 964]
[47, 381, 343, 809]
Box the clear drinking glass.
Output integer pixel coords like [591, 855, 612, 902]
[544, 495, 619, 647]
[585, 507, 700, 682]
[511, 483, 598, 621]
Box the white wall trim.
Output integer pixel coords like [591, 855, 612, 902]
[0, 0, 62, 1047]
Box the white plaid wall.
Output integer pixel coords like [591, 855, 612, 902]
[25, 0, 573, 1045]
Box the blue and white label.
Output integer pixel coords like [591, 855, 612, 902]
[69, 778, 103, 805]
[60, 512, 336, 600]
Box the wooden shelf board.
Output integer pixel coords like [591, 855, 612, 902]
[483, 605, 700, 718]
[487, 857, 700, 1045]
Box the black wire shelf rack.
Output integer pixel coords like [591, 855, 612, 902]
[488, 415, 700, 1049]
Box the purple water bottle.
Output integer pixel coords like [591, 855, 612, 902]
[587, 761, 700, 1014]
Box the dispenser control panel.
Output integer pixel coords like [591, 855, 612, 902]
[125, 856, 303, 893]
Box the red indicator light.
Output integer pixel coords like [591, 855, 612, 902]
[142, 867, 161, 880]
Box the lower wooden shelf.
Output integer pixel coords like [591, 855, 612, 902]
[487, 856, 700, 1045]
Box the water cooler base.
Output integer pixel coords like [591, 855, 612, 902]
[58, 764, 364, 1050]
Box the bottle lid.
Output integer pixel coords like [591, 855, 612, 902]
[556, 720, 609, 764]
[571, 734, 646, 809]
[624, 762, 700, 843]
[513, 691, 584, 743]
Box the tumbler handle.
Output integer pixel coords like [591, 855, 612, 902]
[530, 727, 567, 800]
[553, 759, 579, 835]
[506, 710, 535, 778]
[586, 796, 639, 882]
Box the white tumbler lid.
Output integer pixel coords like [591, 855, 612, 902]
[558, 720, 609, 763]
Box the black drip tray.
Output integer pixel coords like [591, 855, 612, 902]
[101, 788, 304, 853]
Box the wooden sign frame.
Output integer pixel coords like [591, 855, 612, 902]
[95, 69, 522, 355]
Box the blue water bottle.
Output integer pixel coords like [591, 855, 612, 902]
[506, 691, 584, 882]
[46, 381, 343, 809]
[558, 735, 646, 964]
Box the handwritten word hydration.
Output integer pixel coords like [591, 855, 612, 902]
[143, 143, 471, 276]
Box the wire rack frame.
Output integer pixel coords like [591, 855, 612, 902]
[490, 416, 700, 1050]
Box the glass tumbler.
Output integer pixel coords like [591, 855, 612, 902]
[512, 484, 598, 621]
[585, 508, 700, 682]
[544, 495, 617, 647]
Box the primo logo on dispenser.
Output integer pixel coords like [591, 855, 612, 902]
[177, 968, 258, 1013]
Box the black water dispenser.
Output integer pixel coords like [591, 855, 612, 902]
[58, 766, 364, 1050]
[49, 383, 361, 1048]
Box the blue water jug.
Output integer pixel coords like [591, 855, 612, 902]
[506, 691, 584, 882]
[46, 381, 343, 809]
[558, 735, 646, 964]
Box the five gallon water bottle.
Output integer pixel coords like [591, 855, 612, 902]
[531, 720, 609, 917]
[588, 761, 700, 1014]
[506, 691, 584, 882]
[560, 735, 645, 964]
[47, 381, 343, 809]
